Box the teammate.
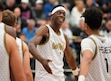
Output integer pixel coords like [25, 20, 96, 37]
[2, 10, 33, 81]
[0, 1, 26, 81]
[78, 7, 111, 81]
[0, 1, 16, 39]
[28, 5, 78, 81]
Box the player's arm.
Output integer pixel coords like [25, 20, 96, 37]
[22, 42, 33, 81]
[64, 34, 77, 72]
[6, 33, 26, 81]
[28, 26, 52, 74]
[78, 38, 95, 81]
[5, 25, 16, 39]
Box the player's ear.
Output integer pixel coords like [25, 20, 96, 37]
[14, 22, 17, 28]
[84, 22, 87, 31]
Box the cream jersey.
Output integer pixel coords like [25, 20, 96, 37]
[35, 24, 66, 81]
[0, 22, 5, 31]
[0, 22, 11, 81]
[81, 35, 111, 81]
[16, 37, 23, 62]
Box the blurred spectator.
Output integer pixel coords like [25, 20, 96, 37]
[37, 20, 46, 26]
[16, 22, 22, 37]
[96, 0, 106, 7]
[45, 18, 51, 25]
[16, 0, 21, 4]
[44, 0, 57, 19]
[72, 18, 87, 65]
[22, 19, 38, 43]
[101, 2, 111, 21]
[61, 22, 77, 81]
[73, 18, 88, 42]
[19, 33, 27, 42]
[85, 0, 96, 8]
[70, 0, 85, 28]
[13, 7, 27, 30]
[62, 2, 70, 23]
[4, 0, 17, 11]
[29, 0, 36, 6]
[19, 0, 34, 20]
[59, 0, 74, 11]
[34, 0, 45, 20]
[31, 0, 46, 26]
[100, 19, 111, 39]
[61, 22, 76, 49]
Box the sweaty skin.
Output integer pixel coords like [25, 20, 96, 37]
[5, 25, 16, 39]
[6, 33, 27, 81]
[28, 10, 77, 73]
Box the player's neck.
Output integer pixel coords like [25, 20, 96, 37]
[50, 23, 61, 33]
[89, 30, 100, 36]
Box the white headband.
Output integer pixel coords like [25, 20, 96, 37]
[51, 6, 66, 15]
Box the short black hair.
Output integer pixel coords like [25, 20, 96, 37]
[51, 5, 65, 12]
[82, 7, 103, 30]
[0, 0, 4, 11]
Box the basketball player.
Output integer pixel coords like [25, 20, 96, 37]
[78, 7, 111, 81]
[0, 1, 26, 81]
[28, 5, 78, 81]
[2, 10, 33, 81]
[0, 1, 16, 39]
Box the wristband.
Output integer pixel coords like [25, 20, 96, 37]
[78, 75, 85, 81]
[72, 67, 79, 76]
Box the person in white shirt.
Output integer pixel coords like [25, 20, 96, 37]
[70, 0, 85, 27]
[99, 19, 111, 39]
[0, 1, 27, 81]
[79, 7, 111, 81]
[28, 5, 78, 81]
[2, 9, 33, 81]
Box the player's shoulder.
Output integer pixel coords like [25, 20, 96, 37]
[81, 37, 96, 47]
[5, 25, 16, 39]
[82, 37, 93, 42]
[6, 33, 16, 43]
[38, 25, 49, 30]
[5, 24, 14, 30]
[5, 33, 17, 53]
[23, 41, 28, 48]
[36, 25, 49, 35]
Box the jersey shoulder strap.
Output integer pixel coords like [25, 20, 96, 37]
[88, 37, 98, 60]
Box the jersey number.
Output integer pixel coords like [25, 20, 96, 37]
[105, 58, 108, 73]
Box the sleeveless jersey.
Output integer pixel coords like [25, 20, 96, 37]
[0, 22, 5, 31]
[0, 23, 11, 81]
[86, 35, 111, 81]
[35, 24, 66, 81]
[16, 37, 23, 62]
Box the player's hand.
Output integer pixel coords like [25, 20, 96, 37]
[41, 59, 52, 74]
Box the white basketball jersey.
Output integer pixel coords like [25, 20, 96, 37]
[16, 37, 23, 62]
[0, 23, 11, 81]
[35, 25, 66, 81]
[0, 22, 5, 31]
[86, 35, 111, 81]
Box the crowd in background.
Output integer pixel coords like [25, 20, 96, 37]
[2, 0, 111, 80]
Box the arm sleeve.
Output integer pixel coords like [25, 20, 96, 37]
[81, 38, 96, 56]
